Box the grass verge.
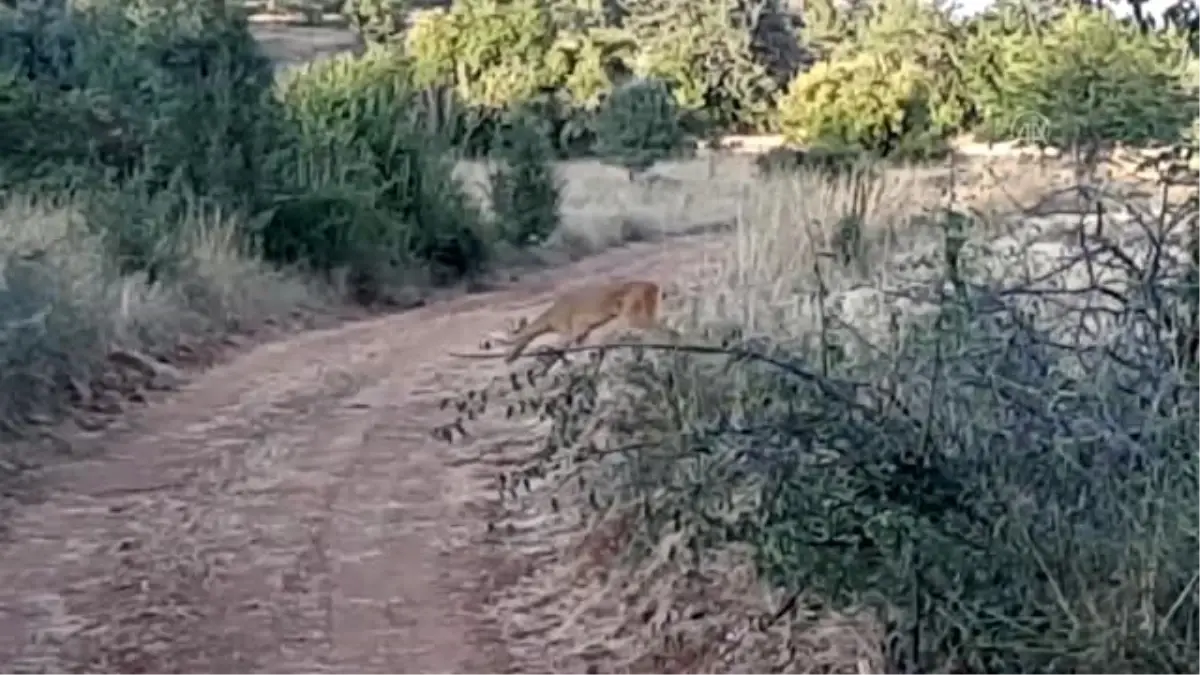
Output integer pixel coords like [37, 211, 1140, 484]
[0, 194, 330, 479]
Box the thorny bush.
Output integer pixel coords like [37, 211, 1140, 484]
[435, 146, 1199, 673]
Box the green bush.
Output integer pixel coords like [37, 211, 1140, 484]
[275, 47, 490, 287]
[488, 110, 562, 247]
[411, 84, 500, 158]
[777, 53, 952, 161]
[0, 72, 118, 188]
[549, 28, 637, 110]
[0, 0, 286, 271]
[593, 78, 685, 179]
[966, 7, 1198, 146]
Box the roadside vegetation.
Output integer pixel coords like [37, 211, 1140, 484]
[1, 0, 1196, 669]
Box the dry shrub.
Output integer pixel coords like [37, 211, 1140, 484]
[439, 149, 1198, 673]
[0, 195, 325, 477]
[454, 157, 754, 261]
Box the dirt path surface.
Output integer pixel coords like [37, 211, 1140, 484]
[0, 237, 723, 674]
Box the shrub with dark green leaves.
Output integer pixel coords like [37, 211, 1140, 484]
[274, 47, 490, 288]
[0, 0, 286, 271]
[488, 110, 562, 247]
[405, 3, 637, 157]
[593, 78, 685, 179]
[620, 0, 780, 134]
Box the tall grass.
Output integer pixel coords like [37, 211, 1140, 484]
[0, 194, 324, 457]
[444, 155, 1199, 673]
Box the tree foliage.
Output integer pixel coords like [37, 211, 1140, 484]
[342, 0, 408, 46]
[275, 47, 489, 284]
[405, 0, 558, 107]
[620, 0, 778, 132]
[777, 52, 952, 159]
[965, 6, 1198, 146]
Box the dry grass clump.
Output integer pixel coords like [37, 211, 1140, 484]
[454, 156, 755, 263]
[0, 194, 327, 480]
[439, 150, 1198, 673]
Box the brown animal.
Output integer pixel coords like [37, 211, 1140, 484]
[493, 280, 678, 363]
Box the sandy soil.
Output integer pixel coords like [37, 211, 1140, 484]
[0, 236, 723, 674]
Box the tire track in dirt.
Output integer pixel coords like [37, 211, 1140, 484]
[0, 236, 725, 674]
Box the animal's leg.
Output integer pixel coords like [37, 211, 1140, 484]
[566, 316, 617, 368]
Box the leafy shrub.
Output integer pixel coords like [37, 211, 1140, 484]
[593, 78, 685, 179]
[777, 52, 952, 161]
[411, 84, 500, 158]
[507, 90, 597, 158]
[966, 6, 1198, 146]
[406, 7, 459, 88]
[488, 110, 562, 247]
[406, 3, 644, 157]
[0, 72, 120, 188]
[0, 0, 286, 272]
[275, 47, 490, 287]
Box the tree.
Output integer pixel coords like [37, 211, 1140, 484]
[618, 0, 779, 132]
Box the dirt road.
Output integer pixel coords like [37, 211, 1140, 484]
[0, 237, 722, 673]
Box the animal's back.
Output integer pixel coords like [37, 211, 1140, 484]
[548, 280, 654, 325]
[502, 280, 662, 362]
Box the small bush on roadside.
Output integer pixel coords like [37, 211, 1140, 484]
[488, 110, 563, 247]
[593, 78, 686, 180]
[0, 194, 320, 459]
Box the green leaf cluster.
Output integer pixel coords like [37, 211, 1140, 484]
[404, 0, 560, 108]
[593, 78, 686, 177]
